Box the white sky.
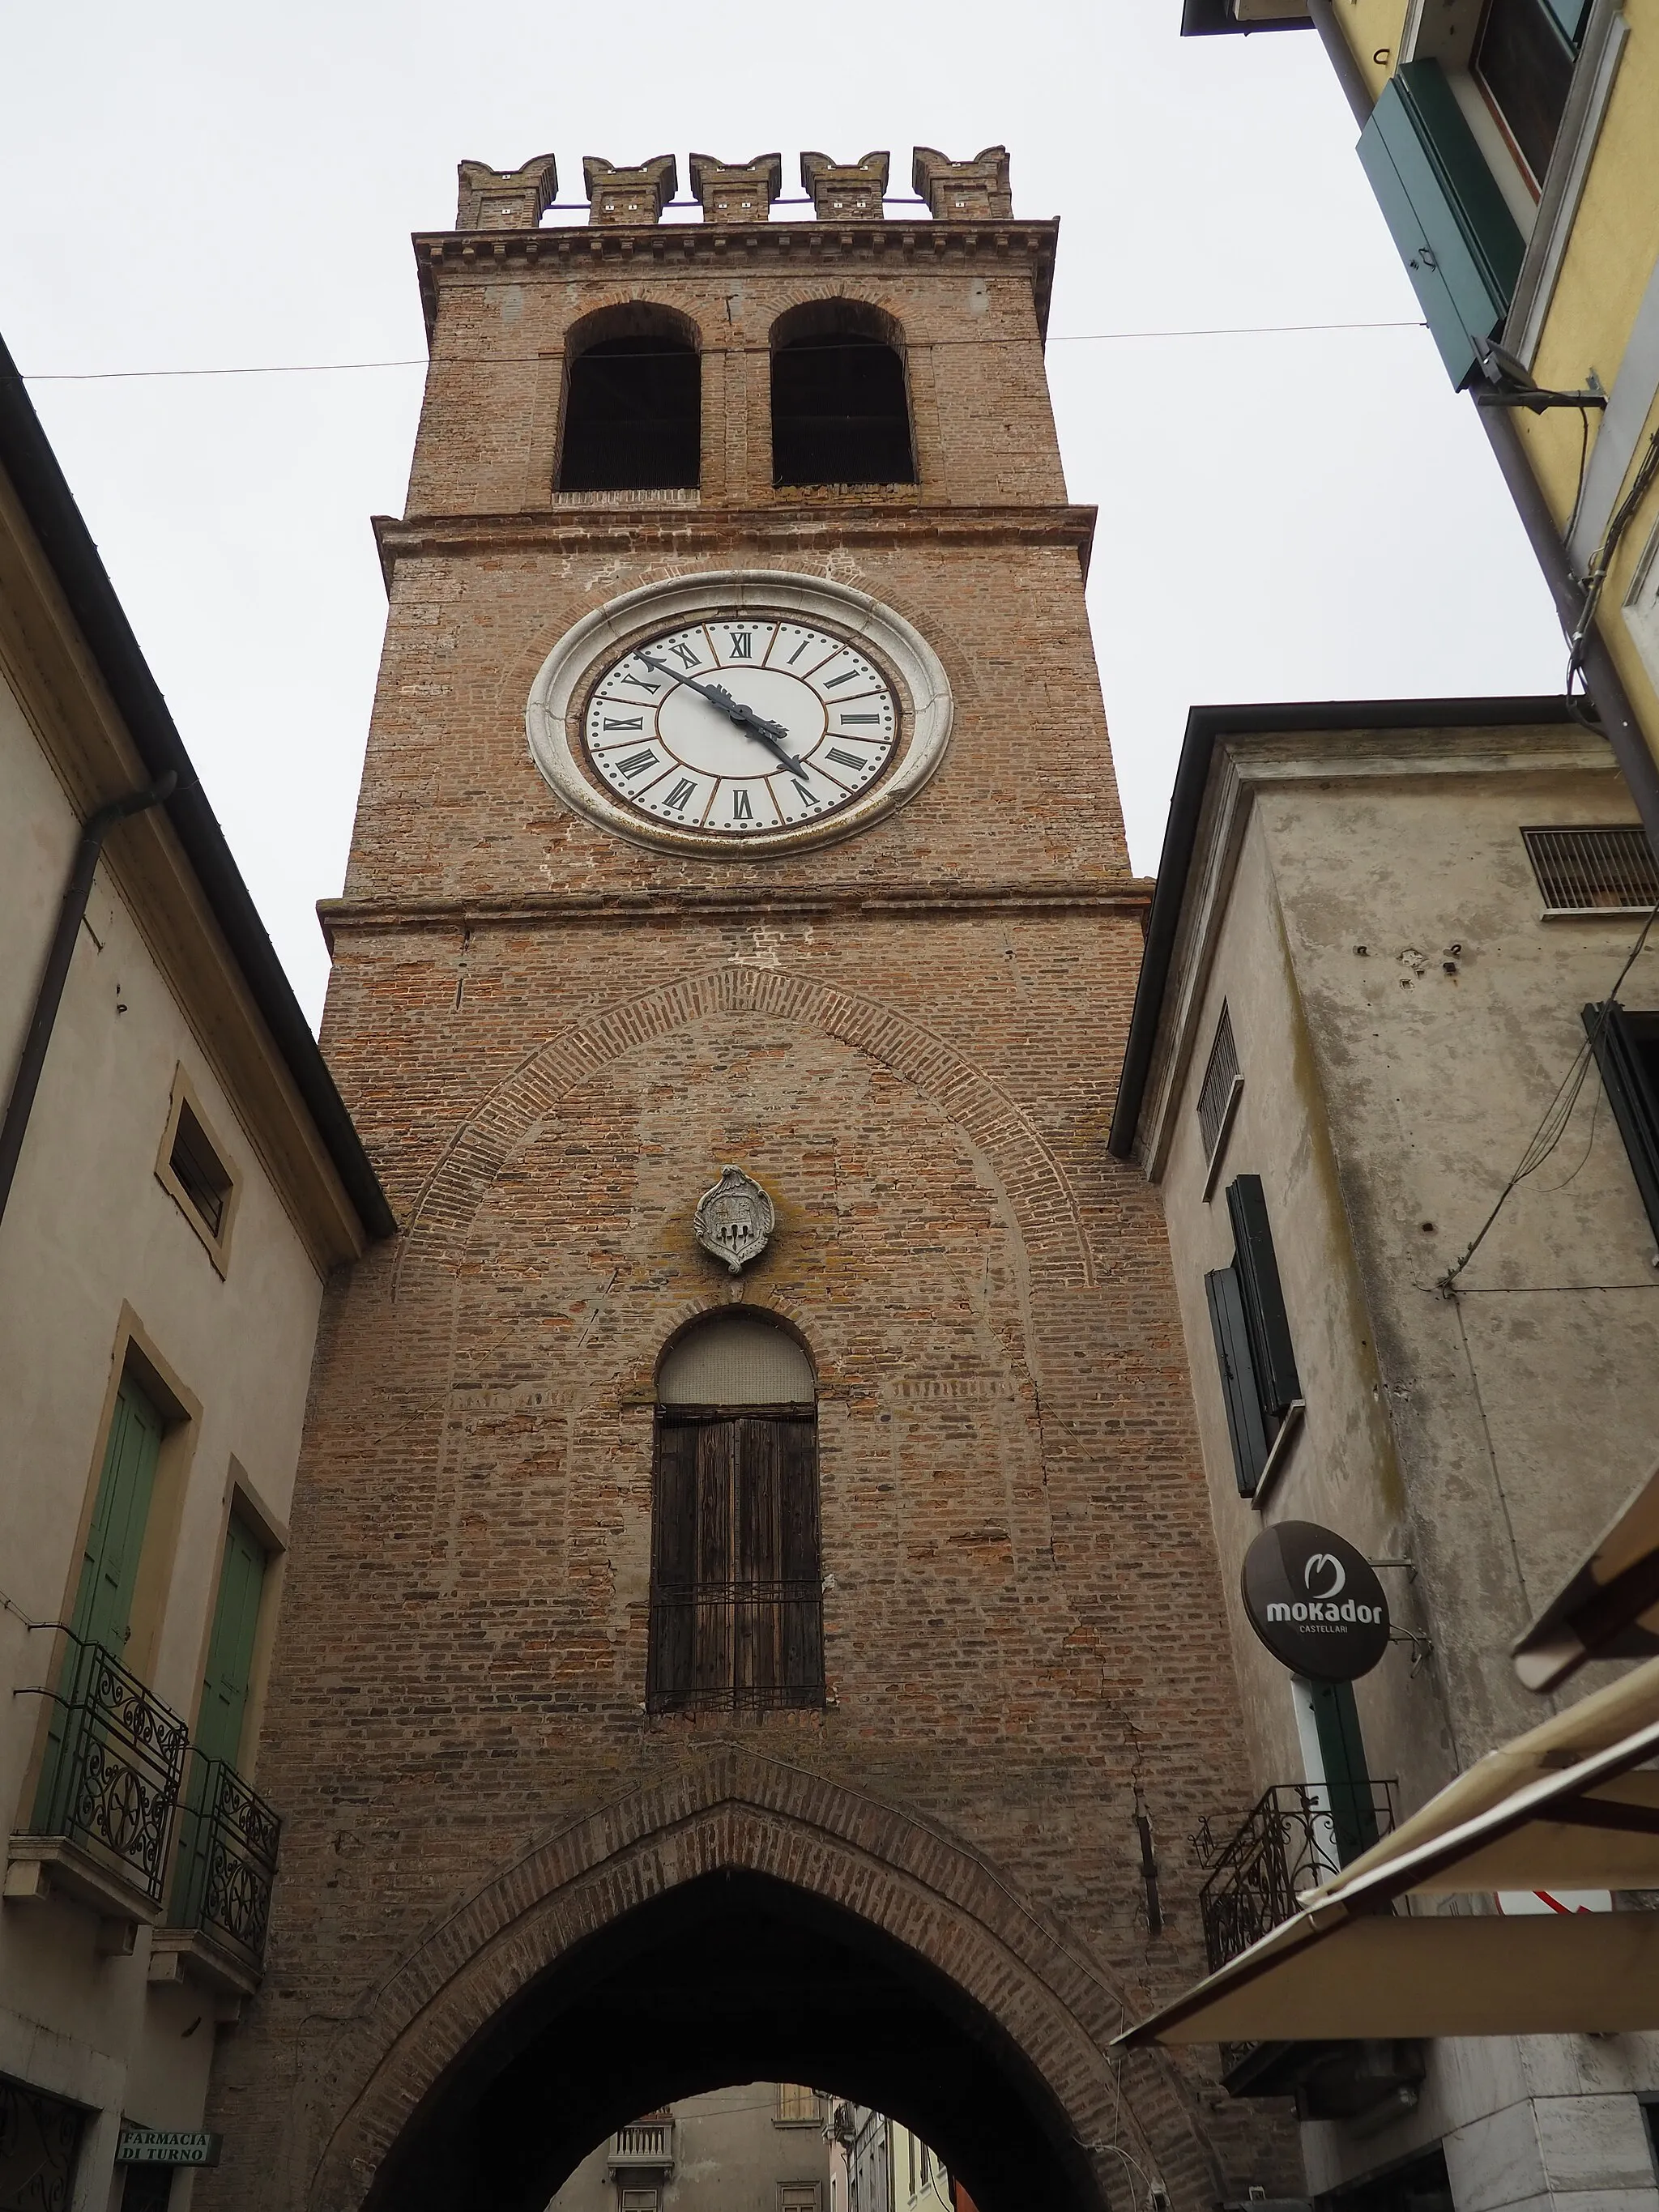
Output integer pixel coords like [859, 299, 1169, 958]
[2, 0, 1563, 1025]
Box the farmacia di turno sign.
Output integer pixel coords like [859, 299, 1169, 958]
[1240, 1520, 1390, 1682]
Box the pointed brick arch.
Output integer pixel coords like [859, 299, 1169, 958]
[392, 965, 1096, 1294]
[309, 1747, 1220, 2212]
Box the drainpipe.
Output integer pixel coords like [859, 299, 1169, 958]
[0, 774, 177, 1229]
[1302, 5, 1659, 852]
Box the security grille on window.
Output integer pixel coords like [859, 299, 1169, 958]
[1196, 1004, 1241, 1174]
[1524, 826, 1659, 914]
[1584, 1002, 1659, 1243]
[1204, 1175, 1303, 1498]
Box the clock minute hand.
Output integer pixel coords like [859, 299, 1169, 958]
[634, 650, 811, 785]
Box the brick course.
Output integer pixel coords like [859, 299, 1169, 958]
[201, 188, 1294, 2212]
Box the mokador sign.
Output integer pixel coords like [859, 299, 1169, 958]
[1240, 1520, 1390, 1681]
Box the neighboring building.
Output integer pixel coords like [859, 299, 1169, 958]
[0, 338, 390, 2209]
[198, 143, 1295, 2212]
[547, 2085, 831, 2212]
[826, 2104, 955, 2212]
[1110, 697, 1659, 2212]
[1182, 0, 1659, 859]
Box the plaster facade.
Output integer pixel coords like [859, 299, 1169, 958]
[546, 2084, 832, 2212]
[196, 148, 1291, 2212]
[1122, 707, 1659, 2212]
[0, 380, 380, 2210]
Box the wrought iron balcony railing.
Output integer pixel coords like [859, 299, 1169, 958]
[646, 1580, 825, 1712]
[1192, 1779, 1397, 1975]
[169, 1750, 282, 1965]
[26, 1633, 190, 1906]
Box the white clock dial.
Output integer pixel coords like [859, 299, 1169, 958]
[582, 618, 898, 838]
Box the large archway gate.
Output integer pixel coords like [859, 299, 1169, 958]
[304, 1750, 1222, 2212]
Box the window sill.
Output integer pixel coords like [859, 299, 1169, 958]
[1251, 1400, 1306, 1512]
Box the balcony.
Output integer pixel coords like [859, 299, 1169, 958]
[1191, 1780, 1418, 2120]
[608, 2116, 676, 2175]
[5, 1632, 280, 1993]
[6, 1633, 189, 1925]
[156, 1750, 283, 1996]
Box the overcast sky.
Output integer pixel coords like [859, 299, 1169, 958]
[2, 0, 1563, 1025]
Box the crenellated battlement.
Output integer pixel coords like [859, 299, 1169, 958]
[449, 143, 1015, 232]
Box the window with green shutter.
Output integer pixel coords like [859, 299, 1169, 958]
[1584, 1003, 1659, 1245]
[1204, 1177, 1303, 1499]
[1358, 60, 1525, 386]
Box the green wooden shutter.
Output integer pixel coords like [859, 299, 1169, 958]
[1311, 1679, 1380, 1865]
[1205, 1268, 1270, 1497]
[1225, 1175, 1302, 1419]
[1584, 1003, 1659, 1244]
[71, 1375, 164, 1655]
[36, 1375, 164, 1829]
[195, 1515, 267, 1771]
[1358, 61, 1525, 386]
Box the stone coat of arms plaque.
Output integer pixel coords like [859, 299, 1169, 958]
[693, 1167, 775, 1274]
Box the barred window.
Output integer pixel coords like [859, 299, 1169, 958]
[1196, 1004, 1242, 1166]
[1523, 826, 1659, 914]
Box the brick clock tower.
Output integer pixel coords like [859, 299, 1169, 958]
[205, 147, 1286, 2212]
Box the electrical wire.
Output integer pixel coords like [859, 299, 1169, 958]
[1438, 895, 1659, 1290]
[6, 322, 1426, 386]
[1565, 420, 1659, 729]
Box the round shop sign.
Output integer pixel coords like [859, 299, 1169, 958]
[1240, 1520, 1391, 1682]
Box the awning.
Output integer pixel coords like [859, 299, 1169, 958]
[1512, 1457, 1659, 1692]
[1114, 1657, 1659, 2048]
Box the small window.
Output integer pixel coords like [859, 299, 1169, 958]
[771, 302, 915, 488]
[1196, 1004, 1243, 1191]
[557, 329, 700, 493]
[1584, 1003, 1659, 1244]
[780, 2191, 821, 2212]
[1524, 826, 1659, 914]
[1472, 0, 1590, 190]
[156, 1072, 238, 1269]
[1204, 1175, 1303, 1498]
[170, 1102, 230, 1238]
[776, 2085, 822, 2125]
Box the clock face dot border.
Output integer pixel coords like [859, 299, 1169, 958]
[526, 569, 954, 858]
[579, 616, 902, 840]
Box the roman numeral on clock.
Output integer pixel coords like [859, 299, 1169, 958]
[614, 749, 658, 777]
[726, 630, 753, 659]
[663, 778, 697, 812]
[603, 717, 645, 731]
[821, 668, 859, 688]
[826, 747, 868, 771]
[839, 714, 881, 725]
[669, 639, 700, 667]
[731, 790, 754, 820]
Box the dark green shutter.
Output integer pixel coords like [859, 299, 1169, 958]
[1311, 1680, 1380, 1865]
[1358, 61, 1525, 386]
[194, 1515, 267, 1771]
[1205, 1268, 1270, 1497]
[1226, 1175, 1302, 1419]
[1584, 1003, 1659, 1243]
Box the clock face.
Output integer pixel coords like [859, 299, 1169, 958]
[581, 616, 899, 837]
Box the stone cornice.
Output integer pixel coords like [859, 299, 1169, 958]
[412, 218, 1060, 339]
[318, 879, 1151, 948]
[373, 502, 1097, 586]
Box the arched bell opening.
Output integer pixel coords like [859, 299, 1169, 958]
[649, 1311, 822, 1715]
[770, 300, 917, 488]
[358, 1869, 1108, 2212]
[556, 305, 702, 493]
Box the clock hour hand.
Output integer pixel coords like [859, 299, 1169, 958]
[633, 651, 812, 785]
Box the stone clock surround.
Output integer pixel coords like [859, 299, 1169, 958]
[524, 569, 954, 857]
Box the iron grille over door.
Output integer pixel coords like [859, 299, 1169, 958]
[648, 1409, 824, 1711]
